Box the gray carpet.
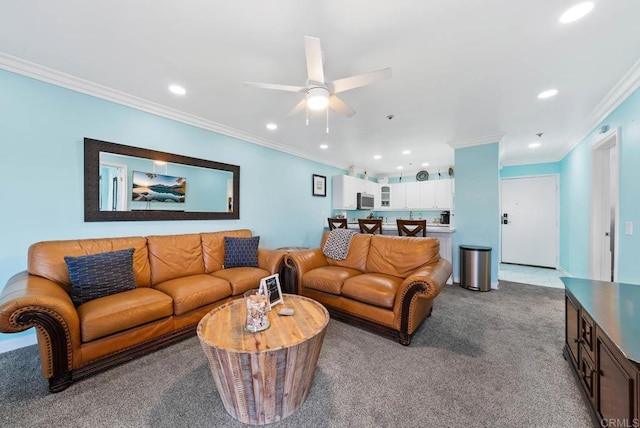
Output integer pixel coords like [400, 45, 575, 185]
[0, 281, 592, 427]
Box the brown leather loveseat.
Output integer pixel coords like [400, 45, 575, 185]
[285, 232, 452, 345]
[0, 229, 285, 392]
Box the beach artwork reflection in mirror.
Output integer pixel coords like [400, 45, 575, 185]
[132, 171, 186, 203]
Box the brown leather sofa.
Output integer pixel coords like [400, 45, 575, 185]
[285, 232, 452, 345]
[0, 229, 285, 392]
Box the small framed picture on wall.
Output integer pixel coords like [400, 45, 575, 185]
[312, 174, 326, 197]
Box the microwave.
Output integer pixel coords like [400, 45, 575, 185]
[357, 192, 375, 210]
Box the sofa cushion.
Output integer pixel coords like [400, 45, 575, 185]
[201, 229, 253, 273]
[77, 288, 173, 342]
[147, 234, 204, 284]
[64, 248, 137, 306]
[341, 273, 403, 309]
[154, 274, 232, 316]
[213, 267, 271, 296]
[366, 235, 440, 277]
[303, 266, 362, 295]
[321, 232, 372, 272]
[29, 236, 151, 289]
[224, 236, 260, 268]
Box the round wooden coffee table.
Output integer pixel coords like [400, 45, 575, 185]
[197, 294, 329, 425]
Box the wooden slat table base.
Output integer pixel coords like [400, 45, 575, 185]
[198, 295, 329, 425]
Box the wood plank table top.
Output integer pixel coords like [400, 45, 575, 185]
[198, 294, 329, 352]
[197, 294, 330, 425]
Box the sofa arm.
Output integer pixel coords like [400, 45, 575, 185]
[392, 258, 453, 343]
[257, 248, 288, 274]
[0, 271, 81, 383]
[283, 249, 328, 294]
[402, 258, 453, 300]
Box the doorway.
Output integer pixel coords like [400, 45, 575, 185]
[590, 129, 619, 281]
[501, 175, 559, 268]
[100, 162, 127, 211]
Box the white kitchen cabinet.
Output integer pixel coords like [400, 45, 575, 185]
[405, 180, 441, 209]
[332, 175, 381, 210]
[341, 177, 453, 211]
[332, 175, 358, 209]
[409, 179, 453, 209]
[380, 185, 391, 208]
[404, 182, 420, 208]
[364, 180, 380, 209]
[435, 179, 453, 209]
[389, 183, 406, 209]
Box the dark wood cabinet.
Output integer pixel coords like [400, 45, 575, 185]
[563, 277, 640, 427]
[596, 333, 636, 423]
[566, 294, 580, 367]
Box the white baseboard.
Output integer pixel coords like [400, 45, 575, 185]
[0, 333, 37, 354]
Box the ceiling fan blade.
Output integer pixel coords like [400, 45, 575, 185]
[330, 67, 392, 94]
[329, 95, 356, 118]
[244, 81, 306, 93]
[284, 98, 308, 119]
[304, 36, 325, 84]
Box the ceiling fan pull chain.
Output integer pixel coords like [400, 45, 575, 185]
[306, 105, 309, 126]
[326, 108, 329, 133]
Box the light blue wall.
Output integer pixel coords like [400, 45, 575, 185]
[0, 69, 344, 345]
[559, 86, 640, 282]
[500, 162, 560, 178]
[453, 143, 500, 286]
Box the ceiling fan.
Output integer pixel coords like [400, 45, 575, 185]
[244, 36, 392, 120]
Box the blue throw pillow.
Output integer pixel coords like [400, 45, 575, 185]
[224, 236, 260, 268]
[64, 248, 137, 306]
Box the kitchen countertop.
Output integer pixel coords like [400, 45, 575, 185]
[345, 222, 455, 234]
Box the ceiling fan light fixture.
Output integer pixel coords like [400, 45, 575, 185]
[307, 87, 330, 110]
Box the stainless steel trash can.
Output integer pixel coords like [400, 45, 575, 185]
[459, 245, 491, 291]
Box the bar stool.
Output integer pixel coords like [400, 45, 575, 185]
[396, 219, 426, 237]
[358, 219, 383, 234]
[327, 218, 348, 230]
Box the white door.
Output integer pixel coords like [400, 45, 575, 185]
[590, 130, 619, 281]
[501, 176, 558, 268]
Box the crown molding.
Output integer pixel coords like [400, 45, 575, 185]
[0, 52, 351, 171]
[560, 57, 640, 160]
[447, 133, 505, 149]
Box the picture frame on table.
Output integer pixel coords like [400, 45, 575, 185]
[312, 174, 326, 197]
[259, 274, 283, 308]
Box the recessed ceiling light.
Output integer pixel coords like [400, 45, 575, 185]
[319, 144, 328, 149]
[559, 2, 594, 24]
[529, 142, 541, 149]
[266, 123, 278, 130]
[402, 150, 411, 155]
[374, 155, 382, 160]
[168, 84, 186, 95]
[397, 166, 404, 170]
[421, 162, 429, 167]
[538, 89, 558, 99]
